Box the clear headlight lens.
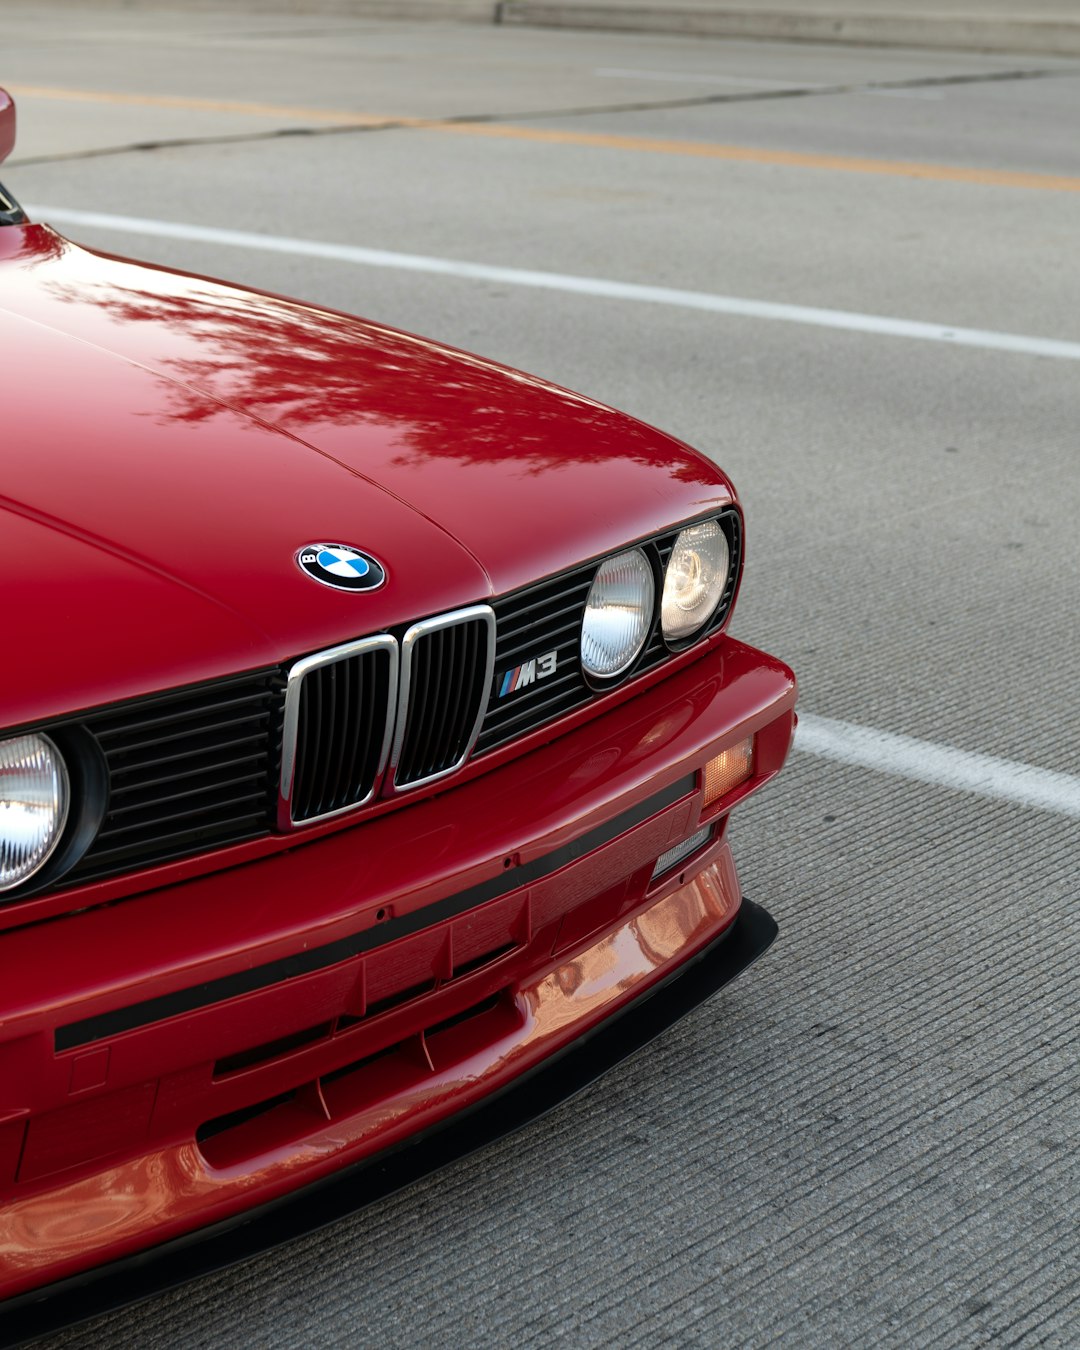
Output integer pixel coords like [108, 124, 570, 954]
[581, 548, 655, 679]
[0, 734, 69, 892]
[661, 519, 730, 642]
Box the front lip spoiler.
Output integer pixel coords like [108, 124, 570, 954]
[0, 897, 777, 1346]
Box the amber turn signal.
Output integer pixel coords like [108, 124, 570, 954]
[703, 735, 755, 809]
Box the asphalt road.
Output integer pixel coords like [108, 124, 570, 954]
[3, 5, 1078, 1346]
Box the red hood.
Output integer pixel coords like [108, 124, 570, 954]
[0, 223, 735, 725]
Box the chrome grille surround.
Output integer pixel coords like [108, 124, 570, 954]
[390, 605, 497, 792]
[278, 635, 398, 829]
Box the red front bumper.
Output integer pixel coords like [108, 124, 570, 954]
[0, 637, 795, 1315]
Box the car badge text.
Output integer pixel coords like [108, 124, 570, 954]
[297, 543, 386, 593]
[499, 650, 558, 697]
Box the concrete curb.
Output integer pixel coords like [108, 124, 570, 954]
[496, 4, 1080, 56]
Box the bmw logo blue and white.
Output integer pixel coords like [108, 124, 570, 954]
[297, 543, 386, 592]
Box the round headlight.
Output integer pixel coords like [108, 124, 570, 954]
[0, 734, 70, 893]
[661, 519, 731, 643]
[581, 548, 655, 680]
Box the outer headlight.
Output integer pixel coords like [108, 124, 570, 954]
[581, 547, 655, 679]
[661, 519, 731, 643]
[0, 734, 70, 893]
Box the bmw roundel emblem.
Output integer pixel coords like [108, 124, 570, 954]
[297, 543, 386, 593]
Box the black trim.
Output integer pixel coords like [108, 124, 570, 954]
[56, 773, 695, 1052]
[3, 897, 777, 1346]
[0, 178, 26, 226]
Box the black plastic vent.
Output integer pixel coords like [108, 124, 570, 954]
[394, 612, 493, 788]
[291, 646, 394, 823]
[68, 672, 281, 884]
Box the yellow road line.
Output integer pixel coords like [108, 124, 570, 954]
[5, 83, 398, 127]
[429, 120, 1080, 193]
[9, 82, 1080, 193]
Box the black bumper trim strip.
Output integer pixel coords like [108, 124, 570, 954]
[56, 773, 696, 1052]
[4, 896, 776, 1346]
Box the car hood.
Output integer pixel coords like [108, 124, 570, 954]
[0, 224, 735, 725]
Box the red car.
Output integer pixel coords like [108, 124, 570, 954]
[0, 88, 795, 1335]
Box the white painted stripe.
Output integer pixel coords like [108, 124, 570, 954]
[796, 713, 1080, 820]
[29, 205, 1080, 363]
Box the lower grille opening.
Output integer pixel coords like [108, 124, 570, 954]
[321, 1044, 397, 1088]
[214, 1023, 333, 1078]
[451, 942, 517, 981]
[426, 993, 502, 1039]
[365, 980, 436, 1021]
[195, 989, 519, 1169]
[196, 1090, 297, 1147]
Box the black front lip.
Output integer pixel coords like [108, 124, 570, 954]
[1, 897, 777, 1348]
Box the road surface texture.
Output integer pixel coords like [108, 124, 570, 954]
[3, 4, 1077, 1346]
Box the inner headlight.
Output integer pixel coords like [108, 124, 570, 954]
[581, 547, 655, 679]
[661, 519, 731, 643]
[0, 734, 70, 893]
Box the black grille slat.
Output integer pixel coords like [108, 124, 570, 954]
[354, 660, 380, 804]
[101, 708, 271, 752]
[290, 647, 391, 823]
[481, 682, 591, 744]
[495, 618, 584, 666]
[92, 691, 275, 743]
[93, 790, 269, 840]
[419, 629, 447, 781]
[108, 751, 269, 797]
[395, 615, 490, 788]
[331, 655, 354, 811]
[306, 667, 326, 820]
[60, 670, 282, 887]
[105, 770, 269, 817]
[495, 588, 593, 638]
[408, 630, 440, 781]
[79, 819, 269, 874]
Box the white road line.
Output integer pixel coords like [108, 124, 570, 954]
[29, 205, 1080, 363]
[796, 714, 1080, 820]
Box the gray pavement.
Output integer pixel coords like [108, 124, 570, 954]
[3, 6, 1079, 1347]
[30, 0, 1080, 55]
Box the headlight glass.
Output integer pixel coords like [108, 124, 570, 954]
[0, 734, 69, 892]
[661, 519, 730, 642]
[581, 548, 655, 679]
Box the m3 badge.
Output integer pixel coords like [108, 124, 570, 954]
[498, 650, 558, 697]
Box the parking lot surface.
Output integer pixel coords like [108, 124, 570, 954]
[3, 5, 1078, 1346]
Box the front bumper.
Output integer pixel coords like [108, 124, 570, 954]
[1, 896, 776, 1344]
[0, 636, 795, 1333]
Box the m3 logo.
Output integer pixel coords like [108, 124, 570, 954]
[498, 650, 558, 697]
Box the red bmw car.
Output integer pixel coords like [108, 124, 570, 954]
[0, 89, 795, 1336]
